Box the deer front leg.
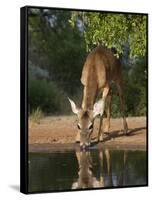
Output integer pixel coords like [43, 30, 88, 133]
[75, 131, 80, 143]
[98, 116, 104, 141]
[104, 94, 112, 133]
[98, 86, 110, 142]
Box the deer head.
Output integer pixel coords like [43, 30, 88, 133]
[72, 151, 96, 189]
[68, 97, 105, 149]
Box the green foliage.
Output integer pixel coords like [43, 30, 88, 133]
[110, 57, 147, 117]
[126, 58, 147, 116]
[28, 9, 147, 117]
[29, 79, 69, 114]
[28, 9, 86, 95]
[70, 12, 147, 58]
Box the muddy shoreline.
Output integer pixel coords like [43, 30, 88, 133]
[29, 116, 147, 153]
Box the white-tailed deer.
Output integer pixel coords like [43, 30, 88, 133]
[68, 46, 128, 149]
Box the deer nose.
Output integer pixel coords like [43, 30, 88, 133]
[80, 142, 90, 151]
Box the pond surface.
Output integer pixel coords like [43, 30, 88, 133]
[28, 149, 147, 193]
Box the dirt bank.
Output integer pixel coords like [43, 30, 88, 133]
[29, 116, 147, 152]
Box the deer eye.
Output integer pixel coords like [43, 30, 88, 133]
[77, 124, 81, 130]
[88, 124, 93, 130]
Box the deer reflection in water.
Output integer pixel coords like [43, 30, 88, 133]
[72, 149, 128, 189]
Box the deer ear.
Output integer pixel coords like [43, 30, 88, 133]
[93, 99, 105, 118]
[68, 97, 79, 114]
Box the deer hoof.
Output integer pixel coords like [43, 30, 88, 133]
[104, 126, 109, 133]
[98, 135, 104, 142]
[125, 130, 129, 136]
[124, 128, 128, 135]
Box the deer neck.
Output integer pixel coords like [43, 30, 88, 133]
[82, 85, 97, 110]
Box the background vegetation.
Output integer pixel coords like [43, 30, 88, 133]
[28, 8, 147, 117]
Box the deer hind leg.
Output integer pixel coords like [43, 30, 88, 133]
[116, 83, 128, 135]
[98, 86, 110, 141]
[104, 93, 112, 133]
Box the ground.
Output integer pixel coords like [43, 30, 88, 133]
[29, 116, 147, 152]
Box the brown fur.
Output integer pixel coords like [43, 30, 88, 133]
[77, 45, 128, 145]
[81, 45, 122, 110]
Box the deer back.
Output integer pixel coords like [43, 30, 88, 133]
[81, 46, 122, 89]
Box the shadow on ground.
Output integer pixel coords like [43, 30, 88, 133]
[90, 126, 146, 147]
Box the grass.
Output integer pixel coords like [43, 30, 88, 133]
[29, 107, 44, 124]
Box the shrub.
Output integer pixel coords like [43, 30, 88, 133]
[29, 79, 68, 114]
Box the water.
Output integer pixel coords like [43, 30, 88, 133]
[28, 149, 147, 193]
